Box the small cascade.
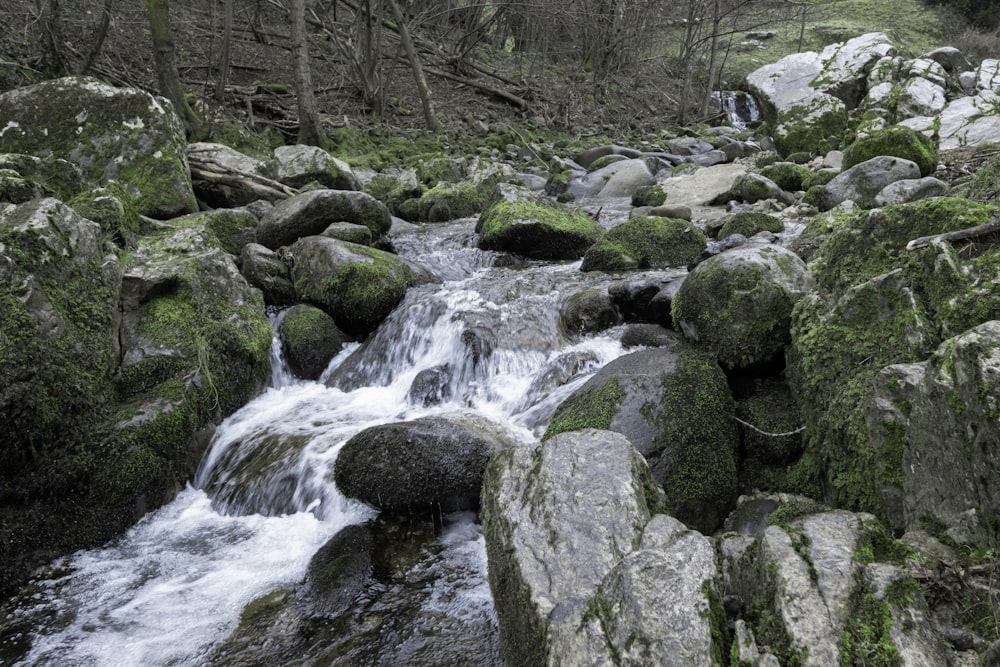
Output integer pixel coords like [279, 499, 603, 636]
[8, 215, 642, 667]
[711, 90, 761, 131]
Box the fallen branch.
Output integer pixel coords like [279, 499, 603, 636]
[906, 219, 1000, 251]
[732, 415, 806, 438]
[190, 167, 296, 202]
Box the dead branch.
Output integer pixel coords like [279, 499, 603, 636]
[906, 219, 1000, 251]
[732, 415, 806, 437]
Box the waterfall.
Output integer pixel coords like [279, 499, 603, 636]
[711, 90, 761, 131]
[6, 214, 654, 666]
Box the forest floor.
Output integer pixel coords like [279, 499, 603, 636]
[0, 0, 989, 167]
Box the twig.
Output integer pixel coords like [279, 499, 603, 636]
[732, 415, 806, 437]
[905, 219, 1000, 251]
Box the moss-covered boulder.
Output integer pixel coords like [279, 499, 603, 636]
[362, 169, 422, 218]
[256, 189, 392, 249]
[819, 156, 922, 210]
[0, 76, 196, 218]
[476, 184, 603, 260]
[841, 126, 938, 177]
[773, 95, 848, 157]
[544, 346, 738, 533]
[0, 153, 85, 201]
[170, 208, 259, 255]
[580, 216, 707, 272]
[718, 212, 785, 240]
[321, 221, 372, 245]
[758, 162, 813, 192]
[272, 144, 360, 191]
[416, 180, 491, 222]
[279, 304, 352, 381]
[335, 415, 512, 514]
[672, 245, 813, 371]
[239, 243, 296, 305]
[631, 184, 667, 207]
[288, 235, 435, 337]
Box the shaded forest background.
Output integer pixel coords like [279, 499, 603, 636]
[1, 0, 998, 163]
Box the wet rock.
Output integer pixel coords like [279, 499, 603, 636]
[407, 364, 452, 406]
[559, 287, 621, 335]
[279, 304, 352, 381]
[335, 415, 512, 514]
[239, 243, 296, 305]
[609, 278, 673, 322]
[620, 323, 682, 349]
[300, 524, 374, 618]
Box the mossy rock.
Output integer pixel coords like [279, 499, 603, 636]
[68, 185, 143, 247]
[672, 245, 813, 371]
[559, 287, 621, 334]
[362, 170, 422, 216]
[0, 154, 85, 201]
[543, 346, 738, 534]
[289, 236, 435, 337]
[279, 304, 352, 381]
[256, 189, 392, 249]
[169, 208, 259, 255]
[272, 144, 360, 191]
[842, 126, 938, 177]
[416, 181, 492, 222]
[773, 95, 848, 157]
[581, 216, 707, 272]
[0, 76, 197, 218]
[758, 163, 812, 192]
[631, 184, 667, 207]
[476, 183, 603, 260]
[0, 169, 44, 204]
[415, 155, 463, 186]
[736, 380, 805, 493]
[802, 168, 838, 190]
[718, 212, 784, 240]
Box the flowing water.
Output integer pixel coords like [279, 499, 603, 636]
[711, 90, 761, 132]
[3, 208, 679, 666]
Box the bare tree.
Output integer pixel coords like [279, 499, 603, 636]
[389, 0, 440, 131]
[290, 0, 329, 146]
[38, 0, 70, 76]
[215, 0, 234, 99]
[146, 0, 205, 137]
[79, 0, 114, 75]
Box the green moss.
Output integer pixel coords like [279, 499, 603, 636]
[581, 216, 707, 272]
[759, 163, 812, 191]
[477, 192, 603, 260]
[774, 97, 847, 156]
[718, 212, 784, 240]
[631, 184, 667, 207]
[840, 574, 901, 667]
[842, 126, 938, 177]
[543, 379, 624, 440]
[416, 181, 492, 222]
[767, 500, 827, 528]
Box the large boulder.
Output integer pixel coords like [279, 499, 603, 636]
[272, 144, 360, 191]
[287, 235, 434, 337]
[415, 180, 492, 222]
[868, 322, 1000, 546]
[482, 429, 724, 666]
[900, 90, 1000, 151]
[672, 244, 813, 371]
[0, 76, 196, 218]
[476, 184, 604, 260]
[544, 346, 738, 533]
[335, 415, 512, 514]
[818, 156, 921, 210]
[256, 189, 392, 249]
[580, 216, 707, 272]
[566, 159, 657, 198]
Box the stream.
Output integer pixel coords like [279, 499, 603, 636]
[3, 204, 682, 666]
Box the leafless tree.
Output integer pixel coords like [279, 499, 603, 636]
[146, 0, 205, 137]
[290, 0, 329, 146]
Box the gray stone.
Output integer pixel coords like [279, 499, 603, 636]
[897, 77, 946, 117]
[977, 58, 1000, 92]
[257, 189, 391, 249]
[873, 177, 949, 206]
[274, 144, 360, 190]
[559, 287, 621, 334]
[239, 243, 296, 305]
[922, 46, 971, 74]
[567, 159, 657, 198]
[188, 142, 275, 207]
[819, 156, 921, 209]
[321, 221, 372, 245]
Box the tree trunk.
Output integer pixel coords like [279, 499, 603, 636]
[389, 0, 440, 132]
[146, 0, 205, 138]
[290, 0, 329, 147]
[216, 0, 234, 99]
[39, 0, 70, 76]
[79, 0, 114, 75]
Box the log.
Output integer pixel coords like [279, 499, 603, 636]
[906, 219, 1000, 251]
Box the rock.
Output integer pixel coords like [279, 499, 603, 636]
[668, 137, 714, 155]
[898, 77, 947, 119]
[407, 364, 452, 406]
[758, 162, 812, 192]
[597, 514, 722, 666]
[672, 244, 812, 370]
[559, 287, 621, 335]
[279, 304, 352, 381]
[239, 243, 296, 305]
[0, 76, 196, 218]
[900, 90, 1000, 151]
[575, 144, 641, 169]
[733, 173, 795, 205]
[581, 216, 707, 272]
[256, 189, 392, 249]
[321, 221, 372, 245]
[841, 125, 938, 177]
[335, 415, 512, 514]
[416, 181, 491, 222]
[609, 278, 674, 323]
[922, 46, 971, 74]
[288, 235, 434, 337]
[718, 212, 784, 240]
[171, 208, 259, 255]
[977, 58, 1000, 91]
[873, 177, 949, 206]
[0, 169, 43, 203]
[300, 524, 374, 618]
[819, 156, 921, 209]
[621, 324, 682, 348]
[273, 144, 360, 190]
[643, 203, 692, 220]
[566, 159, 657, 198]
[476, 184, 603, 260]
[0, 153, 84, 201]
[544, 346, 738, 533]
[876, 322, 1000, 545]
[188, 142, 276, 207]
[481, 429, 654, 666]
